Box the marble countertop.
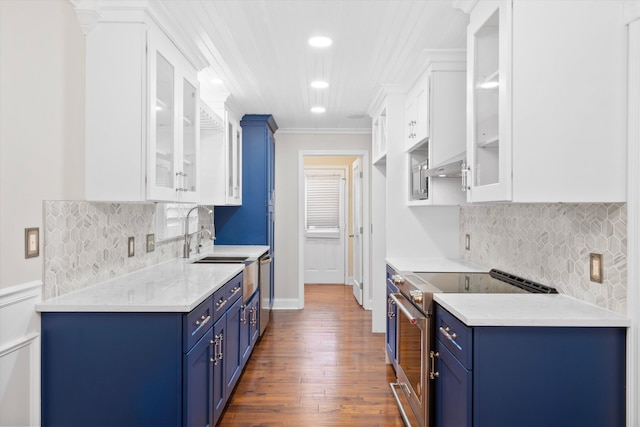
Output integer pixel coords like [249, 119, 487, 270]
[386, 257, 488, 273]
[434, 293, 630, 327]
[36, 245, 269, 313]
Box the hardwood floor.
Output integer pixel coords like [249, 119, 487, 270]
[218, 284, 404, 427]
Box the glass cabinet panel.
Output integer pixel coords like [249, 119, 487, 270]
[472, 10, 500, 187]
[182, 78, 197, 192]
[155, 52, 175, 189]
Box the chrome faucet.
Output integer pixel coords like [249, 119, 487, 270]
[183, 206, 213, 258]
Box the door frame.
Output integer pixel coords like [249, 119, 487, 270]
[298, 150, 371, 309]
[302, 165, 349, 285]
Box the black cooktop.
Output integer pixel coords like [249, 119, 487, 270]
[405, 269, 558, 295]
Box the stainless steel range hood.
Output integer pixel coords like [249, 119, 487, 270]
[423, 152, 466, 178]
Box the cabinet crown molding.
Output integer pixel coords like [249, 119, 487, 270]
[625, 0, 640, 23]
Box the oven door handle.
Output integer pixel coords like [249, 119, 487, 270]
[389, 293, 419, 324]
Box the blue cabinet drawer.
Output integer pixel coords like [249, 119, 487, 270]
[435, 304, 472, 370]
[183, 295, 214, 352]
[213, 272, 243, 322]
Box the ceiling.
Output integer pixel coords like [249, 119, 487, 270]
[159, 0, 469, 132]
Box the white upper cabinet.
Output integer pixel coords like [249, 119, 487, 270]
[405, 73, 429, 151]
[465, 0, 627, 203]
[406, 52, 467, 206]
[199, 103, 242, 206]
[85, 17, 200, 202]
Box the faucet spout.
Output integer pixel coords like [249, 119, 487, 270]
[183, 206, 200, 258]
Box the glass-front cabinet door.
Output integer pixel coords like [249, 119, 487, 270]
[152, 52, 176, 198]
[225, 112, 242, 205]
[181, 76, 199, 202]
[148, 33, 200, 202]
[466, 0, 512, 202]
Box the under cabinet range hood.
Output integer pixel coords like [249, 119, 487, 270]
[423, 151, 466, 178]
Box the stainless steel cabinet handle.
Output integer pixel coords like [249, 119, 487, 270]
[429, 351, 440, 380]
[218, 333, 224, 360]
[241, 304, 247, 324]
[230, 286, 241, 296]
[216, 298, 227, 309]
[211, 338, 219, 365]
[440, 326, 457, 340]
[195, 314, 211, 327]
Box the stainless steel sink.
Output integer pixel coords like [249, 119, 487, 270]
[191, 256, 249, 264]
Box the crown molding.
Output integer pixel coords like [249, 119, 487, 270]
[367, 84, 405, 117]
[451, 0, 478, 14]
[277, 128, 371, 135]
[68, 0, 101, 35]
[625, 0, 640, 24]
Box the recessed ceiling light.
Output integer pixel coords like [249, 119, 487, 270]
[311, 106, 326, 114]
[310, 80, 329, 89]
[308, 36, 332, 48]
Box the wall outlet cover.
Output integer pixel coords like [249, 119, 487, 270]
[25, 227, 39, 258]
[465, 234, 471, 251]
[128, 237, 135, 257]
[590, 253, 603, 283]
[146, 234, 155, 253]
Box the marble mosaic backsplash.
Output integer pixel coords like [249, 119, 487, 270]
[460, 203, 627, 315]
[43, 201, 213, 300]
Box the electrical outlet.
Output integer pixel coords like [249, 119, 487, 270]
[590, 253, 603, 283]
[146, 234, 155, 253]
[465, 234, 471, 251]
[128, 237, 135, 257]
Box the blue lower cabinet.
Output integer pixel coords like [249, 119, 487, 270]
[241, 290, 261, 369]
[434, 304, 626, 427]
[225, 298, 243, 397]
[41, 273, 251, 427]
[434, 340, 472, 427]
[184, 328, 214, 427]
[212, 314, 226, 426]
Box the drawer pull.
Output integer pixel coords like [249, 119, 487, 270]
[195, 314, 211, 327]
[439, 326, 462, 350]
[216, 298, 228, 309]
[230, 286, 241, 295]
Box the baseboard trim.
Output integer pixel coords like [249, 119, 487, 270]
[272, 298, 301, 310]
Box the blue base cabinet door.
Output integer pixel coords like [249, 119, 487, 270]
[241, 290, 260, 369]
[183, 328, 214, 427]
[212, 315, 226, 426]
[225, 297, 243, 397]
[434, 340, 472, 427]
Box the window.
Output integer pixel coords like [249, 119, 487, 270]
[305, 169, 344, 238]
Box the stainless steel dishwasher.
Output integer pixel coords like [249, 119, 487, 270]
[258, 252, 272, 336]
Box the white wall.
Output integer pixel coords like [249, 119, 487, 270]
[0, 1, 85, 424]
[0, 0, 85, 290]
[273, 133, 370, 308]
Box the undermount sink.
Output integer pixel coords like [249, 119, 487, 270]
[191, 256, 249, 264]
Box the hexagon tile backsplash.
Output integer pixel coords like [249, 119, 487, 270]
[43, 201, 212, 300]
[460, 203, 627, 315]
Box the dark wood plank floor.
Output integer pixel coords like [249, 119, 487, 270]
[218, 284, 404, 427]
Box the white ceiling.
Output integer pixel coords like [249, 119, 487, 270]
[159, 0, 469, 132]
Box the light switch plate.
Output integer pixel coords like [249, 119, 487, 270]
[590, 253, 603, 283]
[128, 237, 135, 257]
[146, 234, 155, 253]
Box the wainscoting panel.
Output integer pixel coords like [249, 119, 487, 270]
[0, 281, 41, 426]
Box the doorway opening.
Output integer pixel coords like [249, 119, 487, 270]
[298, 150, 370, 310]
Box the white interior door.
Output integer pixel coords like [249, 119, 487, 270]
[303, 168, 346, 284]
[352, 159, 364, 305]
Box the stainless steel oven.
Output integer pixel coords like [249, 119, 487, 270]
[389, 269, 557, 427]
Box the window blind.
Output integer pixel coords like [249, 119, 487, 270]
[305, 174, 341, 230]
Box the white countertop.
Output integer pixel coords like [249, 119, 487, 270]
[36, 245, 269, 313]
[386, 257, 488, 273]
[434, 293, 630, 327]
